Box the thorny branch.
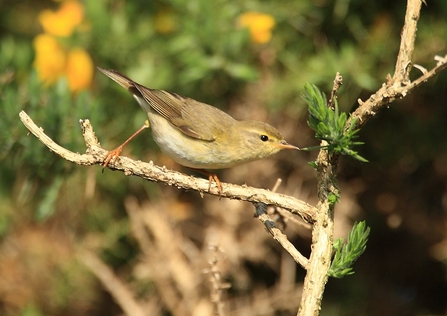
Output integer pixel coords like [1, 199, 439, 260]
[298, 0, 447, 315]
[349, 53, 447, 131]
[348, 2, 447, 131]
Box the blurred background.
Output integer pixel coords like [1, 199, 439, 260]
[1, 0, 447, 315]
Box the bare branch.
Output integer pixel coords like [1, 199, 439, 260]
[254, 203, 309, 269]
[298, 146, 337, 316]
[350, 53, 447, 130]
[203, 246, 231, 316]
[393, 0, 422, 84]
[328, 72, 343, 110]
[19, 110, 316, 223]
[345, 1, 447, 132]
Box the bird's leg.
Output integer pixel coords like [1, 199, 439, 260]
[102, 120, 149, 169]
[191, 169, 223, 195]
[208, 173, 223, 195]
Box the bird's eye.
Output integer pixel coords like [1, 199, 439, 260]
[260, 135, 269, 142]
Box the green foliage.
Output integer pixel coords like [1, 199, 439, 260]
[0, 66, 102, 221]
[328, 221, 370, 278]
[89, 0, 258, 102]
[301, 83, 367, 162]
[327, 192, 340, 205]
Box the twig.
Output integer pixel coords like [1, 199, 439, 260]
[328, 72, 343, 110]
[349, 53, 447, 129]
[78, 250, 147, 316]
[254, 203, 309, 269]
[203, 246, 231, 316]
[347, 0, 446, 131]
[266, 179, 287, 230]
[268, 178, 312, 231]
[271, 178, 283, 193]
[124, 197, 195, 315]
[19, 110, 317, 224]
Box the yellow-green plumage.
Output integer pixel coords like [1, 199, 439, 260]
[98, 67, 299, 170]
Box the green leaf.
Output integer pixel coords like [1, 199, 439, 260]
[328, 221, 371, 278]
[327, 192, 340, 204]
[301, 83, 367, 162]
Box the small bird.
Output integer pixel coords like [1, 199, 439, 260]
[98, 67, 299, 193]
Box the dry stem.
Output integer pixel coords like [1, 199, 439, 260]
[78, 250, 147, 316]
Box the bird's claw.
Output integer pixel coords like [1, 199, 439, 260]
[208, 174, 223, 197]
[102, 146, 124, 169]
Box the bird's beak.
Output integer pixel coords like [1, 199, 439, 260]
[278, 141, 300, 150]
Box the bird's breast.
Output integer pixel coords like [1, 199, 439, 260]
[148, 112, 243, 169]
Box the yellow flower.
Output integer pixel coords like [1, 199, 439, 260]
[33, 0, 93, 93]
[65, 48, 94, 93]
[38, 0, 84, 37]
[33, 35, 93, 92]
[238, 12, 276, 44]
[33, 34, 66, 85]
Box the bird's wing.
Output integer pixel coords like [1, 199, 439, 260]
[135, 84, 233, 141]
[98, 67, 231, 141]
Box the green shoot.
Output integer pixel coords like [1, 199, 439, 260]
[328, 221, 371, 278]
[301, 83, 367, 162]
